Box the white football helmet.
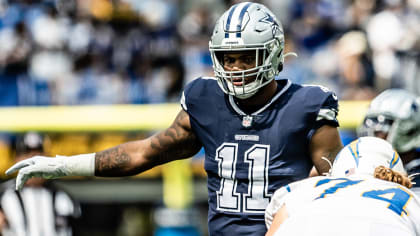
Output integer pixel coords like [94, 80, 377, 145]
[331, 137, 406, 177]
[357, 89, 420, 153]
[209, 2, 285, 99]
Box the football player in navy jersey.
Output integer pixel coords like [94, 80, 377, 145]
[5, 2, 343, 235]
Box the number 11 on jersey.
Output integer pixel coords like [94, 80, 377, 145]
[216, 143, 272, 213]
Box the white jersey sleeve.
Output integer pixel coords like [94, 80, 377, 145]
[264, 177, 323, 228]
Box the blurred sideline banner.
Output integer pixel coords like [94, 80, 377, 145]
[0, 104, 181, 132]
[0, 101, 369, 132]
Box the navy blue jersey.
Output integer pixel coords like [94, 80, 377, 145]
[181, 77, 339, 235]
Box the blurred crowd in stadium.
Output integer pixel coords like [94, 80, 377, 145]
[0, 0, 419, 235]
[0, 0, 418, 107]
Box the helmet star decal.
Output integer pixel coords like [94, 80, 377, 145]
[259, 12, 282, 37]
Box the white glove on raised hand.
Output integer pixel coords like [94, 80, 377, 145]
[5, 153, 96, 191]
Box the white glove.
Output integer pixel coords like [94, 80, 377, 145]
[5, 153, 95, 191]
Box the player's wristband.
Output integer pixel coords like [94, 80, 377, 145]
[57, 153, 96, 176]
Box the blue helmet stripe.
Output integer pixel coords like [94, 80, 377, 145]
[225, 4, 238, 38]
[347, 139, 361, 167]
[389, 151, 400, 168]
[347, 146, 358, 166]
[236, 2, 252, 38]
[356, 138, 360, 159]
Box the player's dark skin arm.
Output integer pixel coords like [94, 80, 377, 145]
[309, 125, 343, 176]
[94, 110, 202, 177]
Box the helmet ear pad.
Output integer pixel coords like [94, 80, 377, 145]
[278, 63, 283, 73]
[268, 38, 284, 76]
[276, 47, 284, 72]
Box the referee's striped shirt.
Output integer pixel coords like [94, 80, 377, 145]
[0, 180, 80, 236]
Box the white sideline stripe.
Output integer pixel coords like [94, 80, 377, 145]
[2, 189, 26, 236]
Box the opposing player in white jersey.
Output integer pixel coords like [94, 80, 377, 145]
[265, 137, 420, 236]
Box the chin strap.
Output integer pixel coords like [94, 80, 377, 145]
[284, 52, 298, 59]
[278, 52, 298, 72]
[321, 156, 333, 176]
[409, 173, 420, 185]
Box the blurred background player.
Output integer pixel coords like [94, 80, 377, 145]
[4, 2, 343, 235]
[0, 132, 80, 236]
[358, 88, 420, 195]
[265, 137, 420, 236]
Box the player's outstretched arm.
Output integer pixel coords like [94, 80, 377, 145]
[95, 109, 202, 176]
[310, 125, 343, 176]
[6, 110, 202, 190]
